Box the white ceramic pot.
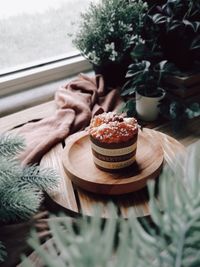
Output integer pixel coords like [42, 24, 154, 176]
[136, 89, 165, 121]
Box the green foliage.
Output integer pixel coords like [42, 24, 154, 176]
[144, 144, 200, 267]
[150, 0, 200, 34]
[0, 134, 59, 223]
[0, 134, 25, 157]
[121, 60, 170, 97]
[0, 242, 7, 263]
[22, 142, 200, 267]
[119, 99, 136, 117]
[120, 0, 200, 122]
[20, 165, 59, 192]
[147, 0, 200, 69]
[73, 0, 147, 65]
[0, 183, 42, 223]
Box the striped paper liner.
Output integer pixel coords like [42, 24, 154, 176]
[90, 133, 138, 172]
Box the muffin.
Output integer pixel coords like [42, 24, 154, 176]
[89, 112, 138, 172]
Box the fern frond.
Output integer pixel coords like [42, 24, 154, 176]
[25, 211, 121, 267]
[0, 183, 43, 222]
[20, 166, 59, 191]
[0, 134, 25, 157]
[0, 133, 59, 224]
[0, 133, 60, 264]
[138, 141, 200, 267]
[0, 156, 21, 184]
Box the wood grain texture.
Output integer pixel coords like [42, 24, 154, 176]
[0, 101, 56, 134]
[62, 130, 163, 195]
[154, 116, 200, 147]
[40, 143, 78, 213]
[117, 188, 150, 217]
[76, 189, 119, 218]
[117, 128, 185, 217]
[1, 100, 199, 218]
[60, 128, 186, 217]
[0, 99, 199, 267]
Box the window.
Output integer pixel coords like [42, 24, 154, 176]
[0, 0, 98, 96]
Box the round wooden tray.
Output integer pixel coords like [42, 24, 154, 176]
[62, 130, 164, 195]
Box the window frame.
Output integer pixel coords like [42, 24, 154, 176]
[0, 53, 92, 98]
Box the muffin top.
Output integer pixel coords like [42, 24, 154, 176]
[89, 112, 138, 143]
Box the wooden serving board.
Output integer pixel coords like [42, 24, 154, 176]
[1, 101, 196, 219]
[62, 130, 164, 195]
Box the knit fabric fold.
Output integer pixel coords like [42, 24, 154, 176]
[17, 74, 122, 165]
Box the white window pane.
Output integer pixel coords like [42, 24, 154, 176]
[0, 0, 97, 74]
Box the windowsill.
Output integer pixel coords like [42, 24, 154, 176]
[0, 70, 93, 117]
[0, 55, 92, 97]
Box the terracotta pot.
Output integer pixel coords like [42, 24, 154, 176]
[136, 89, 165, 121]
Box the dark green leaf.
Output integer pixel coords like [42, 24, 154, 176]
[168, 20, 181, 31]
[0, 242, 7, 263]
[131, 43, 146, 60]
[121, 87, 136, 96]
[190, 36, 200, 50]
[182, 19, 194, 29]
[152, 14, 167, 24]
[193, 22, 200, 32]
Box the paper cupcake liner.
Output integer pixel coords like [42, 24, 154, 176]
[90, 133, 138, 172]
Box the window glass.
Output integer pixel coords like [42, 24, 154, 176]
[0, 0, 98, 75]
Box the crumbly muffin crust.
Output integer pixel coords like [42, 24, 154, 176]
[89, 112, 138, 143]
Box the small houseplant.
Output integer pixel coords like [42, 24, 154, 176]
[73, 0, 148, 87]
[121, 59, 168, 121]
[133, 0, 200, 127]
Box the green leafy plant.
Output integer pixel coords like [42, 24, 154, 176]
[119, 59, 168, 118]
[22, 141, 200, 267]
[0, 134, 25, 156]
[147, 0, 200, 69]
[0, 242, 6, 263]
[73, 0, 147, 66]
[0, 135, 59, 223]
[121, 60, 168, 98]
[0, 134, 59, 263]
[118, 98, 137, 118]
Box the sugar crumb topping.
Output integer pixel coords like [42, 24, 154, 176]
[89, 112, 138, 143]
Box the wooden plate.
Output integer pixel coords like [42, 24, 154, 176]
[62, 130, 164, 195]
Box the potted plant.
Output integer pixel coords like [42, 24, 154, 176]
[146, 0, 200, 70]
[132, 0, 200, 127]
[121, 60, 167, 121]
[72, 0, 148, 87]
